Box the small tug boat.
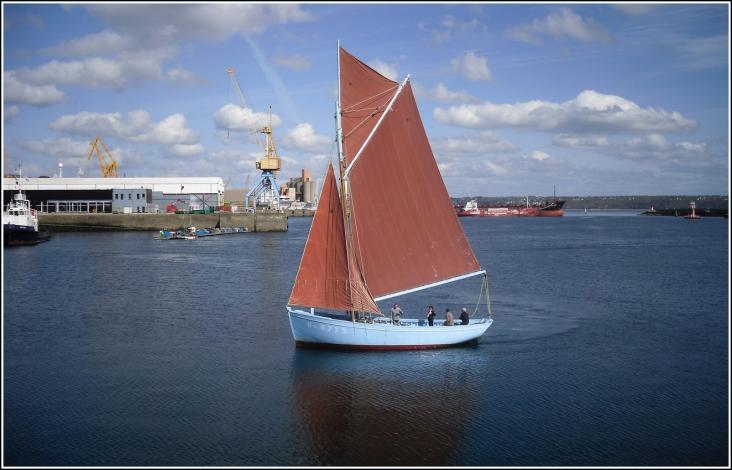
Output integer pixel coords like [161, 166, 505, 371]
[3, 190, 51, 246]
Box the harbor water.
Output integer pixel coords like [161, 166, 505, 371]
[3, 213, 729, 466]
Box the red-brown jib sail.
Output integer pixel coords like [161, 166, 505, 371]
[288, 163, 379, 313]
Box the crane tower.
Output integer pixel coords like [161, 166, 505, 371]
[227, 67, 281, 211]
[87, 136, 119, 177]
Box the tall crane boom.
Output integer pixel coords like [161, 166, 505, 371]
[87, 136, 118, 177]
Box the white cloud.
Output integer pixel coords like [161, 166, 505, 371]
[17, 57, 164, 89]
[272, 53, 311, 71]
[167, 67, 201, 84]
[369, 59, 398, 81]
[483, 160, 509, 176]
[431, 131, 519, 156]
[170, 143, 205, 156]
[611, 4, 659, 16]
[5, 105, 20, 122]
[411, 82, 475, 103]
[553, 132, 713, 164]
[507, 8, 611, 45]
[134, 113, 199, 145]
[49, 30, 134, 57]
[86, 4, 314, 44]
[434, 90, 696, 134]
[213, 104, 282, 132]
[428, 15, 485, 45]
[530, 150, 551, 161]
[432, 83, 476, 102]
[4, 72, 66, 107]
[19, 137, 91, 159]
[284, 123, 331, 153]
[451, 51, 492, 81]
[50, 110, 203, 155]
[50, 110, 151, 138]
[553, 134, 610, 147]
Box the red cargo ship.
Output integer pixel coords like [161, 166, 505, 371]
[456, 198, 565, 217]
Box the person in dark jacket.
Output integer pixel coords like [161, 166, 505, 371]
[459, 307, 470, 325]
[426, 305, 436, 326]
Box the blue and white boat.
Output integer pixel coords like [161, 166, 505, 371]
[286, 46, 493, 350]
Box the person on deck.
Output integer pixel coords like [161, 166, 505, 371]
[427, 305, 436, 326]
[460, 307, 470, 325]
[391, 303, 403, 325]
[444, 308, 454, 326]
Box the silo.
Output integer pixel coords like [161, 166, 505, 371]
[303, 180, 313, 204]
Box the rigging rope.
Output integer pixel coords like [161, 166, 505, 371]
[341, 85, 398, 114]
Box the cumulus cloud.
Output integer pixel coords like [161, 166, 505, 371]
[213, 104, 282, 132]
[369, 59, 399, 81]
[19, 137, 92, 159]
[5, 105, 20, 122]
[429, 15, 485, 45]
[451, 51, 492, 81]
[133, 113, 199, 145]
[4, 72, 66, 107]
[553, 132, 712, 164]
[51, 110, 151, 138]
[611, 4, 659, 16]
[85, 4, 314, 44]
[170, 143, 205, 156]
[284, 123, 331, 153]
[432, 83, 476, 102]
[166, 67, 202, 84]
[431, 131, 519, 156]
[16, 57, 164, 89]
[48, 30, 134, 57]
[434, 90, 696, 134]
[411, 82, 476, 103]
[483, 160, 509, 176]
[272, 53, 311, 71]
[529, 150, 551, 161]
[507, 8, 611, 45]
[50, 109, 203, 156]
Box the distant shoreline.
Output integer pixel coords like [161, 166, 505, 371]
[452, 195, 728, 211]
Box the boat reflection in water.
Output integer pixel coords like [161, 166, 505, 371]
[289, 347, 485, 466]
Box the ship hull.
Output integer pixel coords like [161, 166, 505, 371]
[287, 307, 492, 350]
[4, 224, 51, 246]
[457, 200, 565, 217]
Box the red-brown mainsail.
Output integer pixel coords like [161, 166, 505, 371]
[342, 53, 481, 299]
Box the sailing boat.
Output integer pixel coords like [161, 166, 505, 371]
[286, 46, 493, 350]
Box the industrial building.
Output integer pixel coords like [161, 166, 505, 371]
[280, 169, 318, 206]
[2, 177, 225, 213]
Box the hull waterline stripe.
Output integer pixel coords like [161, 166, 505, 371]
[373, 269, 486, 302]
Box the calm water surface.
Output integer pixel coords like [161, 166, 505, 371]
[4, 214, 729, 466]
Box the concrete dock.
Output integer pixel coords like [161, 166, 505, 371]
[38, 212, 288, 232]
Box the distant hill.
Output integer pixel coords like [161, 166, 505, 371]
[451, 195, 729, 210]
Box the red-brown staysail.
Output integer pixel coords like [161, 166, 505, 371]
[288, 163, 379, 314]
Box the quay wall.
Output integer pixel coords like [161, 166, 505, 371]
[38, 212, 288, 232]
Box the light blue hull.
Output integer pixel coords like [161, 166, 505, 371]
[287, 307, 492, 350]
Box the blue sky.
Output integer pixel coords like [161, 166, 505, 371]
[3, 2, 729, 196]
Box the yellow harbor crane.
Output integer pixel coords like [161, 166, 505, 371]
[226, 67, 281, 210]
[87, 136, 118, 177]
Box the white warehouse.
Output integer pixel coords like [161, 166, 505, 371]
[2, 177, 225, 213]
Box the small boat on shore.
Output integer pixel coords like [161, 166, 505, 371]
[154, 226, 248, 240]
[4, 189, 51, 246]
